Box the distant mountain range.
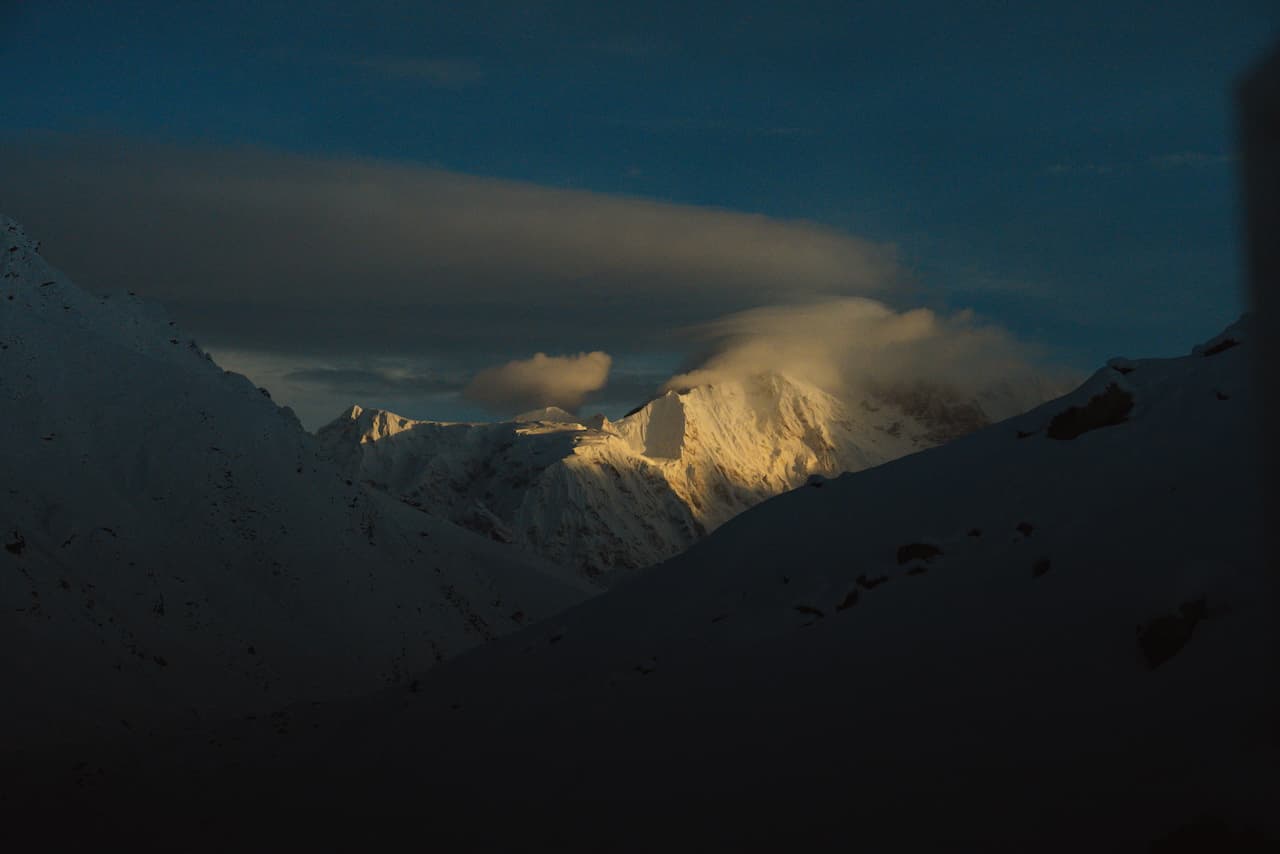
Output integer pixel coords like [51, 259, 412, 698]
[318, 369, 1057, 579]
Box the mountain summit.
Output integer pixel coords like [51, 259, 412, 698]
[319, 370, 1053, 578]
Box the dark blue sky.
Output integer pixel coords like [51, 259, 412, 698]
[2, 1, 1277, 423]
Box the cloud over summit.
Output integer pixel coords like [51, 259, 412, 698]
[664, 297, 1056, 408]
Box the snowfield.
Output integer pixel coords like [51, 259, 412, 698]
[0, 216, 589, 751]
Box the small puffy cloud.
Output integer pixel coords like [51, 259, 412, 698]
[465, 352, 613, 413]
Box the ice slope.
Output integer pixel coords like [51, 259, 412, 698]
[36, 315, 1272, 848]
[0, 216, 588, 751]
[319, 369, 1048, 579]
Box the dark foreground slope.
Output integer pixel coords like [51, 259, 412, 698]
[5, 314, 1275, 851]
[0, 216, 588, 753]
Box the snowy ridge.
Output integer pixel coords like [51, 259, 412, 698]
[319, 370, 1045, 578]
[57, 314, 1272, 846]
[0, 216, 588, 751]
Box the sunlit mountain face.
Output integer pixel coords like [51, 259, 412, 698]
[316, 369, 1060, 579]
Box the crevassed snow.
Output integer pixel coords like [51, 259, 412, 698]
[0, 216, 589, 751]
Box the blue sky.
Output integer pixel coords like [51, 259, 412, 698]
[2, 1, 1277, 425]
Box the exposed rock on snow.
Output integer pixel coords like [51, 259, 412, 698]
[1045, 382, 1135, 439]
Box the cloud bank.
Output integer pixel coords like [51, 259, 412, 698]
[465, 351, 613, 413]
[0, 135, 902, 357]
[0, 135, 1065, 427]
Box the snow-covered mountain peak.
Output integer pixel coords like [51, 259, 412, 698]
[320, 365, 1045, 578]
[1, 216, 587, 750]
[4, 214, 193, 365]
